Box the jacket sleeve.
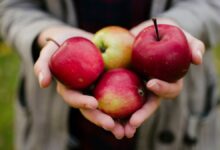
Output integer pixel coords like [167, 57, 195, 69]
[0, 0, 65, 63]
[160, 0, 220, 48]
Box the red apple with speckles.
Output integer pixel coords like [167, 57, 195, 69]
[93, 68, 147, 119]
[49, 37, 104, 90]
[132, 18, 192, 82]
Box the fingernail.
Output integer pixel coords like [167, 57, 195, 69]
[127, 133, 135, 139]
[39, 72, 44, 88]
[196, 50, 202, 62]
[103, 125, 112, 131]
[116, 136, 122, 140]
[147, 80, 159, 91]
[115, 134, 123, 140]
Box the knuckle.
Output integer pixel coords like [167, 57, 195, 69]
[81, 102, 89, 108]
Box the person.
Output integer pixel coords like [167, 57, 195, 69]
[1, 0, 220, 149]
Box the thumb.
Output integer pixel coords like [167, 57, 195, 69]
[34, 41, 59, 88]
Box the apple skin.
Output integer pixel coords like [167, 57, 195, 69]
[49, 37, 104, 90]
[93, 68, 147, 119]
[92, 26, 134, 70]
[132, 24, 192, 82]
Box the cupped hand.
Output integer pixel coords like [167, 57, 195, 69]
[122, 18, 205, 138]
[34, 18, 205, 140]
[33, 26, 114, 129]
[130, 17, 204, 98]
[33, 26, 124, 139]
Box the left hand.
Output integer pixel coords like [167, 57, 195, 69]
[106, 18, 205, 139]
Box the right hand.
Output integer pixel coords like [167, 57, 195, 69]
[33, 26, 120, 138]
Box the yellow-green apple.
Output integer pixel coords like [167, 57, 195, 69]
[49, 37, 104, 90]
[92, 26, 134, 70]
[93, 68, 147, 119]
[132, 18, 192, 82]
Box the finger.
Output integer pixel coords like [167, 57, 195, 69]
[111, 123, 125, 140]
[147, 79, 183, 98]
[189, 38, 205, 65]
[34, 41, 59, 88]
[57, 82, 98, 109]
[125, 123, 136, 138]
[129, 96, 160, 128]
[80, 108, 115, 131]
[183, 31, 205, 65]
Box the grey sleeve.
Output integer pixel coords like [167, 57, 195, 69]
[160, 0, 220, 48]
[0, 0, 65, 63]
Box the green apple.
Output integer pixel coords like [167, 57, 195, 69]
[92, 26, 134, 70]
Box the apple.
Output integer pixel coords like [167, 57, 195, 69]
[49, 37, 104, 90]
[132, 18, 192, 82]
[93, 68, 147, 119]
[92, 26, 134, 70]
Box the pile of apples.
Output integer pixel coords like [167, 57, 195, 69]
[49, 18, 192, 119]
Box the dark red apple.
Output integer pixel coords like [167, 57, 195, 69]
[93, 68, 147, 119]
[49, 37, 104, 90]
[132, 18, 192, 82]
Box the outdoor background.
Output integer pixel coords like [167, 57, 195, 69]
[0, 40, 220, 149]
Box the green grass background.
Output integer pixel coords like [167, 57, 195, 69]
[0, 41, 219, 149]
[0, 42, 20, 150]
[213, 44, 220, 91]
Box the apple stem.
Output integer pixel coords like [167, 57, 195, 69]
[152, 18, 160, 41]
[46, 37, 60, 47]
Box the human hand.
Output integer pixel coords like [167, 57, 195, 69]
[34, 19, 205, 140]
[33, 26, 108, 129]
[130, 18, 204, 98]
[33, 26, 125, 139]
[122, 18, 205, 138]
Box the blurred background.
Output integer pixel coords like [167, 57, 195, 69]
[0, 39, 220, 149]
[0, 39, 20, 150]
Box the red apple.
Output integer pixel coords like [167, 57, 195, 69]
[49, 37, 104, 90]
[92, 26, 134, 70]
[93, 68, 147, 119]
[132, 18, 192, 82]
